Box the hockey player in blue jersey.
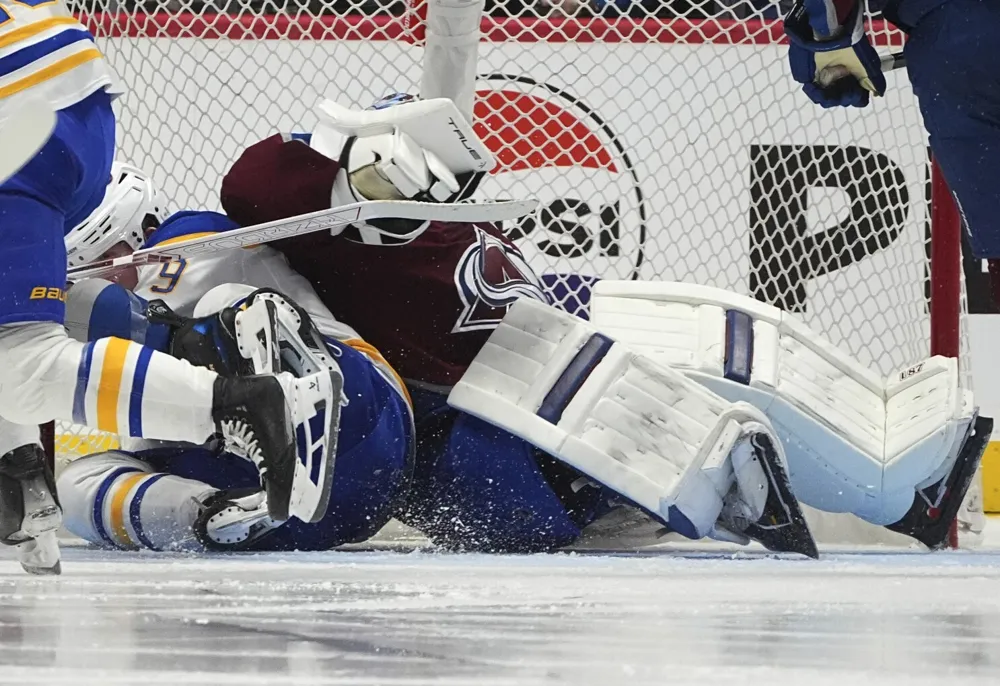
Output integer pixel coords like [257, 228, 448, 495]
[0, 5, 345, 572]
[784, 0, 1000, 290]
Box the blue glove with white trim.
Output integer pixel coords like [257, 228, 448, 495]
[784, 0, 886, 108]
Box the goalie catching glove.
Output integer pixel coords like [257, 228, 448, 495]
[784, 0, 886, 108]
[307, 94, 494, 243]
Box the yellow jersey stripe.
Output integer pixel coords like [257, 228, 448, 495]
[97, 337, 131, 433]
[0, 47, 102, 100]
[0, 16, 79, 51]
[155, 231, 219, 247]
[343, 338, 412, 408]
[109, 473, 146, 548]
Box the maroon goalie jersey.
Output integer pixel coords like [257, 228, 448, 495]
[221, 134, 547, 387]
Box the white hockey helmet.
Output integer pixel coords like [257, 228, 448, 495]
[65, 162, 166, 268]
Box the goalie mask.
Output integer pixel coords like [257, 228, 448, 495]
[65, 163, 166, 268]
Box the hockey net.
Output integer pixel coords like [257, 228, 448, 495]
[58, 0, 976, 545]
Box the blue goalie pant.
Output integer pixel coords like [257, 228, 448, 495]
[0, 90, 115, 325]
[901, 0, 1000, 258]
[396, 388, 615, 553]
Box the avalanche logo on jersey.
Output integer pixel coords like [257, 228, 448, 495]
[452, 226, 547, 333]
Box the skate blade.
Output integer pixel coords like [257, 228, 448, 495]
[18, 532, 61, 576]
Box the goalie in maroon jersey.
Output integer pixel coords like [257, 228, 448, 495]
[216, 89, 991, 556]
[219, 93, 822, 557]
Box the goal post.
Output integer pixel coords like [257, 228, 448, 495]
[54, 1, 973, 545]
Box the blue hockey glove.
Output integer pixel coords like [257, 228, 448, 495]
[784, 0, 887, 108]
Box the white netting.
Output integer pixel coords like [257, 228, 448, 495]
[55, 1, 974, 540]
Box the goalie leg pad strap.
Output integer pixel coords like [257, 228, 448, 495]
[448, 298, 782, 539]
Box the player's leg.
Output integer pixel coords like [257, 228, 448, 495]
[591, 281, 990, 549]
[448, 298, 819, 557]
[61, 285, 414, 551]
[905, 0, 1000, 263]
[58, 450, 216, 551]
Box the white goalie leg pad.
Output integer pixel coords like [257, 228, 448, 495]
[591, 281, 975, 525]
[447, 298, 786, 539]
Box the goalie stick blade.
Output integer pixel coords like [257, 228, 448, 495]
[0, 102, 56, 184]
[67, 198, 539, 280]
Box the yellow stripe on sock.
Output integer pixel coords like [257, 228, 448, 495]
[96, 337, 131, 433]
[0, 48, 103, 100]
[109, 473, 146, 548]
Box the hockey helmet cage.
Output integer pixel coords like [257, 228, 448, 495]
[65, 162, 166, 268]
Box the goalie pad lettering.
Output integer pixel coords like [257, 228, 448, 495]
[591, 281, 976, 525]
[447, 298, 790, 540]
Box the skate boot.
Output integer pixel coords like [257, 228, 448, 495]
[147, 299, 273, 377]
[0, 444, 62, 575]
[717, 432, 818, 559]
[193, 488, 280, 551]
[887, 414, 993, 549]
[213, 370, 340, 523]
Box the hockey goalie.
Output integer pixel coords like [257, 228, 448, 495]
[219, 95, 988, 555]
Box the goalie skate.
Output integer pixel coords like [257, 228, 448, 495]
[886, 414, 992, 549]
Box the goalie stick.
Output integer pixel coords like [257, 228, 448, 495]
[68, 198, 538, 281]
[0, 101, 56, 184]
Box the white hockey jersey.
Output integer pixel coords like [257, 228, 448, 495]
[136, 211, 410, 404]
[0, 2, 115, 120]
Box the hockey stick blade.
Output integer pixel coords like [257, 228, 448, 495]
[0, 102, 56, 184]
[68, 198, 538, 280]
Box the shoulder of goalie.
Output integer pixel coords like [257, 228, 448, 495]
[590, 281, 993, 550]
[447, 298, 819, 558]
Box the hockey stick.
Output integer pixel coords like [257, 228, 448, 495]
[68, 197, 538, 280]
[817, 50, 906, 88]
[0, 102, 56, 184]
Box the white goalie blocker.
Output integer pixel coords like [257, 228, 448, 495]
[590, 281, 976, 526]
[448, 298, 798, 544]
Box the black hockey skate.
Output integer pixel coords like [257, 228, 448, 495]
[0, 444, 62, 575]
[725, 433, 818, 559]
[212, 374, 297, 522]
[886, 414, 993, 549]
[193, 488, 279, 551]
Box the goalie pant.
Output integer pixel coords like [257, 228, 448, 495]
[56, 282, 413, 552]
[0, 90, 221, 452]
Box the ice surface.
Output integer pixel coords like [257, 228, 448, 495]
[1, 538, 1000, 686]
